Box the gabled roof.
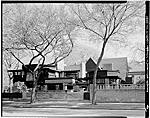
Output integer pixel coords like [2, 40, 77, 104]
[86, 58, 101, 72]
[87, 57, 97, 65]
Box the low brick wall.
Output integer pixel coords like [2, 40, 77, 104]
[26, 86, 145, 102]
[27, 91, 84, 100]
[90, 85, 145, 102]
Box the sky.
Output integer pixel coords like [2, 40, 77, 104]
[104, 33, 145, 61]
[3, 2, 145, 67]
[75, 28, 145, 63]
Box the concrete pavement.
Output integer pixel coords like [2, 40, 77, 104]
[2, 107, 145, 118]
[2, 99, 145, 118]
[2, 99, 145, 110]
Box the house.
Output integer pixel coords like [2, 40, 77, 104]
[85, 58, 120, 86]
[86, 58, 100, 73]
[8, 64, 75, 91]
[8, 57, 141, 92]
[64, 63, 86, 78]
[85, 57, 145, 85]
[100, 57, 128, 81]
[127, 71, 145, 84]
[127, 61, 145, 84]
[62, 63, 86, 91]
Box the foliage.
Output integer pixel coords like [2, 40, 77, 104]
[12, 81, 27, 93]
[3, 85, 9, 92]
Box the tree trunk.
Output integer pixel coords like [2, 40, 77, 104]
[30, 86, 36, 103]
[92, 65, 99, 105]
[30, 73, 37, 104]
[92, 41, 106, 105]
[30, 62, 42, 104]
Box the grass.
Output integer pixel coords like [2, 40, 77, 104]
[2, 99, 144, 110]
[73, 103, 144, 110]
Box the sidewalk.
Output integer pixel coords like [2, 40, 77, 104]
[2, 99, 145, 110]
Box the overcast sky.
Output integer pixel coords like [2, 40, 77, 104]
[75, 28, 144, 62]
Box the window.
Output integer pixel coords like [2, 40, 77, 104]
[97, 79, 105, 84]
[102, 63, 112, 70]
[64, 72, 78, 78]
[26, 72, 34, 81]
[18, 72, 21, 75]
[48, 72, 55, 78]
[15, 72, 18, 75]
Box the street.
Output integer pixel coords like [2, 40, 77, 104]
[2, 107, 145, 118]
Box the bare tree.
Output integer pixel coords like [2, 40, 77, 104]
[131, 42, 145, 65]
[3, 51, 21, 93]
[68, 2, 145, 105]
[3, 4, 75, 103]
